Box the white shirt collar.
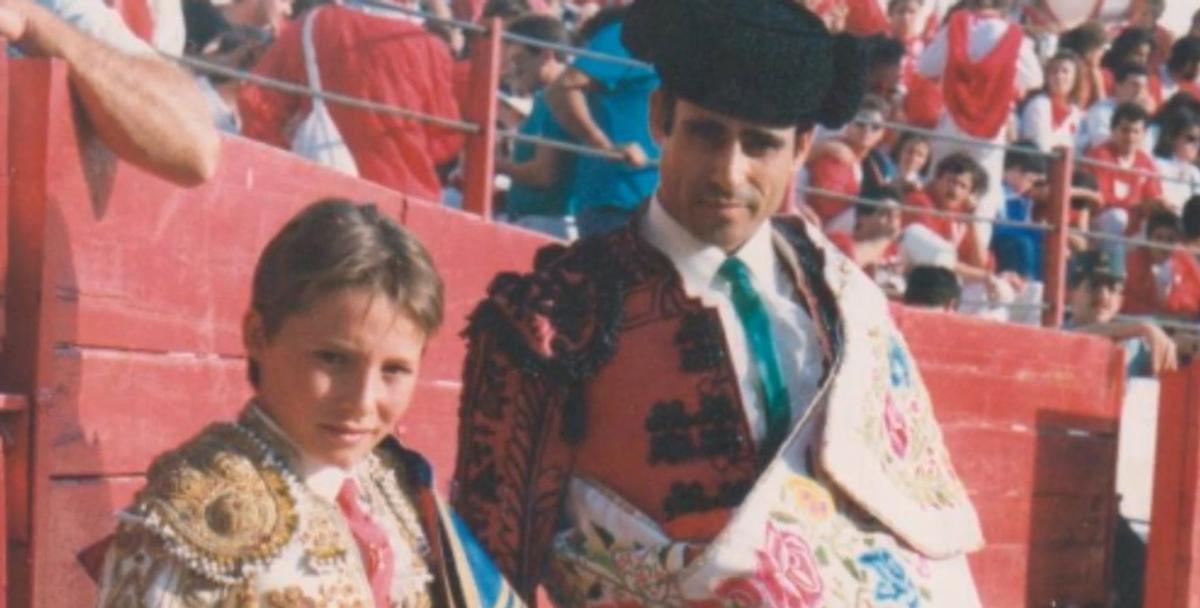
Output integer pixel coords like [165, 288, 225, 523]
[248, 404, 359, 503]
[640, 194, 779, 296]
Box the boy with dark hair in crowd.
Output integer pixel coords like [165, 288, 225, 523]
[904, 265, 961, 311]
[991, 142, 1048, 280]
[1080, 63, 1154, 151]
[1085, 102, 1164, 236]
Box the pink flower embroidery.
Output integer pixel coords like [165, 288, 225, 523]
[753, 521, 823, 607]
[714, 577, 766, 607]
[884, 394, 909, 458]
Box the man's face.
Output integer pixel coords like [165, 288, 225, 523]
[1004, 167, 1044, 196]
[504, 44, 545, 95]
[889, 0, 922, 38]
[858, 205, 901, 239]
[651, 93, 810, 253]
[1112, 119, 1147, 156]
[1115, 75, 1151, 107]
[844, 113, 886, 152]
[931, 170, 975, 209]
[1071, 277, 1124, 324]
[1149, 225, 1181, 264]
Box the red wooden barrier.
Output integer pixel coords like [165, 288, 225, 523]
[460, 18, 502, 218]
[895, 309, 1125, 606]
[1145, 361, 1200, 607]
[5, 59, 1129, 606]
[1042, 145, 1073, 328]
[1, 58, 546, 606]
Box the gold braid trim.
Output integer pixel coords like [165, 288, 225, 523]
[129, 423, 301, 584]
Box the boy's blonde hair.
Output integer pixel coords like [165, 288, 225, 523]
[248, 199, 444, 384]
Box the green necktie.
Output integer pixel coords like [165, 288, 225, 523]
[717, 257, 791, 457]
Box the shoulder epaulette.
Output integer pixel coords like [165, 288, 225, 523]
[126, 423, 301, 584]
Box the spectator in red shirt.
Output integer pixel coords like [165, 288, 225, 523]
[1123, 209, 1200, 320]
[828, 185, 904, 278]
[1085, 102, 1164, 237]
[799, 94, 890, 234]
[903, 152, 988, 267]
[239, 2, 465, 203]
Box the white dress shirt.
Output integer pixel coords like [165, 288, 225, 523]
[640, 198, 826, 446]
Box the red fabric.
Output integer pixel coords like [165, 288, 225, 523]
[903, 189, 980, 262]
[1179, 80, 1200, 102]
[805, 152, 860, 225]
[337, 479, 395, 608]
[1084, 142, 1163, 212]
[239, 6, 465, 202]
[1050, 97, 1073, 130]
[827, 231, 857, 257]
[1123, 249, 1200, 318]
[942, 11, 1024, 139]
[114, 0, 154, 43]
[844, 0, 889, 36]
[899, 36, 943, 129]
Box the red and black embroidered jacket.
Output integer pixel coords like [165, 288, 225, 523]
[451, 216, 841, 601]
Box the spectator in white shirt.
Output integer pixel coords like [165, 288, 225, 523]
[1078, 62, 1155, 154]
[1020, 50, 1084, 152]
[1152, 110, 1200, 215]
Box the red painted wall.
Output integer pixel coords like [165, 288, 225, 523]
[4, 59, 1127, 607]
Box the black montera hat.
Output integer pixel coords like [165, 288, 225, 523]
[622, 0, 867, 129]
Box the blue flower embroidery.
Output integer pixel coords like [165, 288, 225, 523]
[858, 549, 920, 607]
[888, 338, 912, 389]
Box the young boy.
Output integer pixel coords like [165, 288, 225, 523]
[94, 200, 519, 607]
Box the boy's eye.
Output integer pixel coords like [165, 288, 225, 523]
[315, 350, 348, 366]
[382, 362, 414, 378]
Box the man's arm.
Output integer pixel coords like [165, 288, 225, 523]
[545, 66, 645, 167]
[451, 325, 575, 602]
[2, 0, 219, 186]
[497, 143, 565, 189]
[1073, 319, 1179, 375]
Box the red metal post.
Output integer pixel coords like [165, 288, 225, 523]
[461, 18, 502, 219]
[1041, 145, 1072, 328]
[1144, 363, 1200, 607]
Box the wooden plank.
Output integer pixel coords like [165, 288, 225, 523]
[39, 135, 409, 358]
[0, 44, 9, 359]
[36, 347, 249, 477]
[1145, 364, 1199, 607]
[944, 427, 1117, 497]
[30, 476, 141, 608]
[402, 199, 547, 382]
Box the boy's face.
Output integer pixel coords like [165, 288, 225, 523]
[1112, 119, 1146, 156]
[244, 287, 425, 469]
[931, 170, 975, 209]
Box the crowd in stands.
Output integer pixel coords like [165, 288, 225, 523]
[13, 0, 1200, 375]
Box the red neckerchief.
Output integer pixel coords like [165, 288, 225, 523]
[1050, 96, 1074, 131]
[942, 11, 1024, 138]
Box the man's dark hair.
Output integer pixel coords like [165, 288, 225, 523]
[1004, 140, 1048, 175]
[1113, 62, 1151, 85]
[934, 152, 988, 196]
[865, 34, 905, 68]
[1102, 27, 1157, 70]
[1146, 208, 1183, 237]
[481, 0, 531, 20]
[1183, 195, 1200, 240]
[1153, 107, 1200, 157]
[1058, 21, 1108, 57]
[1168, 37, 1200, 75]
[1111, 102, 1151, 130]
[857, 184, 903, 217]
[904, 266, 961, 309]
[506, 13, 570, 61]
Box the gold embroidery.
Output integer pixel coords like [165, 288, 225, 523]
[136, 423, 300, 581]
